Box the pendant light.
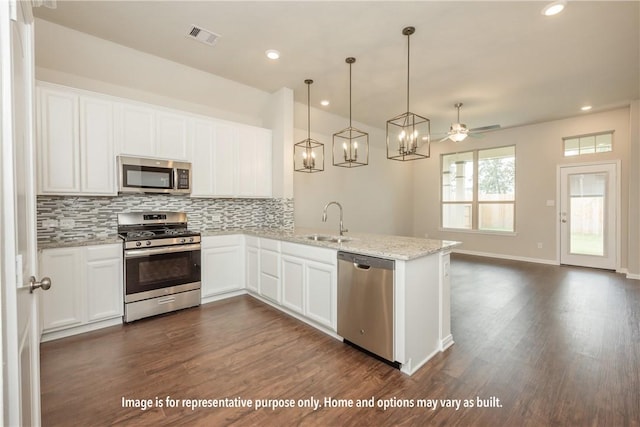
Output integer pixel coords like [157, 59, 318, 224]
[386, 26, 430, 161]
[294, 79, 324, 173]
[333, 57, 368, 168]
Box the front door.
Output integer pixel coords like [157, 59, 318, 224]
[1, 1, 45, 425]
[559, 163, 617, 270]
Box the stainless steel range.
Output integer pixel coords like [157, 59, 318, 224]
[118, 212, 201, 322]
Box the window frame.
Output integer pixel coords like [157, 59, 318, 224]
[440, 145, 516, 234]
[563, 130, 614, 157]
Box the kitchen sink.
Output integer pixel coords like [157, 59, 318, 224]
[304, 234, 352, 243]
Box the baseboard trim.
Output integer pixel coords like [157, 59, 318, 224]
[41, 317, 122, 343]
[201, 289, 246, 305]
[626, 273, 640, 280]
[440, 334, 455, 351]
[452, 249, 559, 266]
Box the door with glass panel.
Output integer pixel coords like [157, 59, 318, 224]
[559, 163, 617, 269]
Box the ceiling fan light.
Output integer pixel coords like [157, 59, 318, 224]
[449, 133, 468, 142]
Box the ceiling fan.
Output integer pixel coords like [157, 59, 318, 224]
[437, 103, 500, 142]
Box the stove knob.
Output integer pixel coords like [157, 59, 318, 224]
[189, 237, 194, 243]
[180, 238, 186, 244]
[136, 241, 142, 247]
[145, 240, 152, 246]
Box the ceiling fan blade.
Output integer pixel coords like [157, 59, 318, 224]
[469, 124, 501, 133]
[468, 133, 484, 139]
[437, 136, 451, 142]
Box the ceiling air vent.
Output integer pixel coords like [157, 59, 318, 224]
[186, 25, 221, 47]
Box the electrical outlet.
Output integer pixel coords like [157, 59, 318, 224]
[42, 219, 58, 228]
[537, 242, 543, 249]
[212, 215, 222, 222]
[60, 219, 75, 229]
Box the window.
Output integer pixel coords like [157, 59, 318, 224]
[441, 146, 515, 232]
[563, 131, 613, 157]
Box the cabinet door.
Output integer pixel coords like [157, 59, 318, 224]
[80, 96, 116, 194]
[191, 120, 215, 196]
[305, 261, 335, 330]
[259, 249, 280, 303]
[236, 126, 272, 198]
[156, 111, 190, 160]
[86, 246, 123, 322]
[40, 248, 84, 331]
[202, 246, 243, 297]
[213, 122, 237, 196]
[246, 246, 259, 293]
[38, 88, 80, 194]
[281, 255, 304, 314]
[117, 103, 155, 156]
[254, 128, 273, 197]
[237, 126, 256, 197]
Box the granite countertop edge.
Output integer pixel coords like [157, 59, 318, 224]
[38, 228, 461, 260]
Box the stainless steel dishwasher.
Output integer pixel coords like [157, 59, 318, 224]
[337, 251, 395, 363]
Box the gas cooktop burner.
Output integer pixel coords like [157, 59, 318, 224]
[117, 212, 201, 247]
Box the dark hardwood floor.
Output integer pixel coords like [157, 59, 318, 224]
[40, 254, 640, 426]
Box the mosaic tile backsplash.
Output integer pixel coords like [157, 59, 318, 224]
[37, 195, 294, 245]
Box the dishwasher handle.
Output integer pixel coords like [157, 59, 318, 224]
[338, 251, 395, 270]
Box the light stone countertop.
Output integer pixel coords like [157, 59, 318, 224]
[202, 227, 460, 261]
[38, 228, 460, 260]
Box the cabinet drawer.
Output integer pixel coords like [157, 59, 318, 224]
[281, 242, 337, 265]
[85, 244, 121, 261]
[202, 234, 243, 248]
[260, 238, 280, 252]
[260, 250, 279, 277]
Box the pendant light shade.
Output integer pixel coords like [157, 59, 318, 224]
[294, 79, 324, 173]
[386, 26, 430, 161]
[333, 57, 368, 168]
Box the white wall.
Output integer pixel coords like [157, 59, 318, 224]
[413, 107, 632, 269]
[293, 102, 414, 236]
[35, 19, 270, 127]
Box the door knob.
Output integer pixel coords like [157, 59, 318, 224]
[561, 219, 567, 223]
[29, 276, 52, 293]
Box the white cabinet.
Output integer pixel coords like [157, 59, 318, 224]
[86, 245, 123, 322]
[37, 85, 116, 195]
[116, 102, 191, 160]
[259, 239, 281, 303]
[191, 118, 272, 198]
[245, 236, 259, 293]
[280, 242, 337, 330]
[40, 247, 84, 331]
[40, 243, 122, 339]
[201, 235, 244, 302]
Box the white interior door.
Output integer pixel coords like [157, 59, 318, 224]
[559, 163, 617, 270]
[1, 1, 44, 425]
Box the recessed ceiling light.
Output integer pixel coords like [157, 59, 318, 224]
[320, 100, 330, 107]
[581, 105, 592, 111]
[541, 0, 567, 16]
[265, 49, 280, 60]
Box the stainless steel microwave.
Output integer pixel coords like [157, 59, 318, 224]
[117, 156, 192, 195]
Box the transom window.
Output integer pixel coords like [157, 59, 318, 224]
[563, 131, 613, 157]
[441, 146, 516, 232]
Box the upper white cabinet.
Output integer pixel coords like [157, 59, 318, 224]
[115, 103, 190, 160]
[37, 82, 272, 198]
[191, 118, 272, 198]
[37, 85, 116, 195]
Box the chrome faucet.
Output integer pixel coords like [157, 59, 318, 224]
[322, 201, 348, 236]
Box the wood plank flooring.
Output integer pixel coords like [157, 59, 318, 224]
[40, 254, 640, 426]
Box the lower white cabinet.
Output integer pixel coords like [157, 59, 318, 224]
[280, 242, 337, 331]
[245, 236, 259, 293]
[259, 239, 281, 303]
[40, 243, 123, 338]
[201, 235, 244, 300]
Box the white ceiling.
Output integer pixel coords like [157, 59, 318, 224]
[34, 1, 639, 135]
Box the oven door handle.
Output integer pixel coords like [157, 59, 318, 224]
[124, 244, 201, 258]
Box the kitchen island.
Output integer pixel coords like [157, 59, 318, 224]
[202, 228, 460, 376]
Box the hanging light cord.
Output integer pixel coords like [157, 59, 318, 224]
[406, 31, 410, 114]
[349, 61, 352, 128]
[307, 82, 311, 142]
